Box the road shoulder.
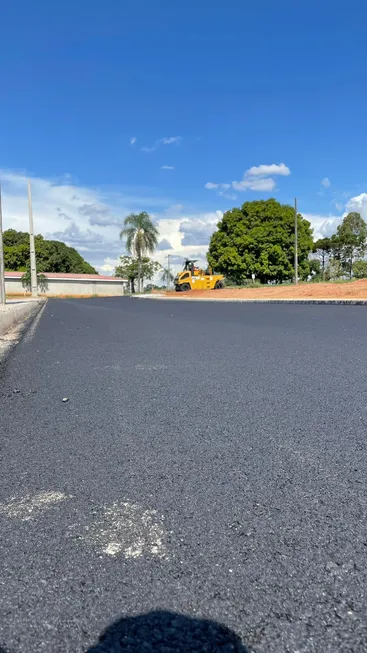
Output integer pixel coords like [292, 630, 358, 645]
[0, 300, 46, 361]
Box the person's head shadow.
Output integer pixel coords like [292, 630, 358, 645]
[87, 610, 248, 652]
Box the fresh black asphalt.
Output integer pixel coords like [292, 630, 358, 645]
[1, 297, 367, 652]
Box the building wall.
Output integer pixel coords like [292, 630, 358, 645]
[5, 277, 125, 297]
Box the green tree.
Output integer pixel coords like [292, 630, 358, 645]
[207, 199, 313, 284]
[324, 257, 343, 281]
[331, 212, 367, 279]
[115, 256, 161, 293]
[308, 258, 322, 280]
[352, 259, 367, 279]
[161, 267, 174, 288]
[3, 229, 30, 246]
[3, 229, 97, 274]
[313, 237, 332, 280]
[21, 270, 49, 294]
[119, 212, 159, 292]
[3, 244, 30, 270]
[145, 283, 162, 292]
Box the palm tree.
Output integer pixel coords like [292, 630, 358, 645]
[161, 267, 174, 289]
[120, 212, 159, 292]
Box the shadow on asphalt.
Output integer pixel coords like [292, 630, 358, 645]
[86, 610, 248, 652]
[0, 612, 248, 651]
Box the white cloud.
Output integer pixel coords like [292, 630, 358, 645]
[140, 136, 182, 154]
[49, 221, 113, 253]
[246, 163, 291, 177]
[178, 211, 223, 247]
[306, 193, 367, 241]
[206, 162, 291, 194]
[130, 137, 137, 145]
[143, 208, 225, 276]
[204, 182, 230, 190]
[321, 177, 331, 188]
[157, 238, 172, 251]
[303, 213, 342, 240]
[98, 257, 121, 273]
[165, 203, 183, 213]
[232, 177, 276, 191]
[161, 165, 175, 170]
[345, 192, 367, 220]
[0, 169, 175, 273]
[0, 169, 223, 278]
[218, 192, 237, 200]
[233, 162, 291, 192]
[289, 192, 367, 241]
[159, 136, 182, 145]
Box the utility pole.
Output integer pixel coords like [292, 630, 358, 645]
[167, 254, 171, 291]
[27, 180, 38, 297]
[0, 183, 6, 304]
[294, 197, 298, 285]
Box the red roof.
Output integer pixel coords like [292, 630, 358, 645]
[5, 271, 126, 281]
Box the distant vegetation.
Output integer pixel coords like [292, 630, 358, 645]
[3, 229, 97, 274]
[115, 255, 161, 293]
[312, 212, 367, 281]
[119, 212, 159, 292]
[208, 199, 367, 284]
[21, 269, 49, 293]
[208, 199, 313, 284]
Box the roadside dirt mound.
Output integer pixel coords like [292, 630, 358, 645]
[163, 280, 367, 299]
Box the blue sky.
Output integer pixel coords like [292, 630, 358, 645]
[1, 0, 367, 272]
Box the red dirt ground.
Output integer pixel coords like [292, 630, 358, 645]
[160, 280, 367, 300]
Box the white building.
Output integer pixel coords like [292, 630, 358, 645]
[5, 271, 127, 298]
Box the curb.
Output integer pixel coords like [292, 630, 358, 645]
[134, 295, 367, 305]
[0, 300, 46, 338]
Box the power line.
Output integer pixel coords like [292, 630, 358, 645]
[166, 254, 171, 290]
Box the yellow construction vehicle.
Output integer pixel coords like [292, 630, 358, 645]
[174, 259, 224, 292]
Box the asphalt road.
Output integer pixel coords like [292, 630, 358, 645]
[1, 297, 367, 653]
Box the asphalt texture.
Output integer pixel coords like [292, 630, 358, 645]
[1, 297, 367, 653]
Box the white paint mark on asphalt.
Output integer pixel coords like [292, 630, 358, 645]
[0, 491, 73, 521]
[23, 302, 47, 343]
[135, 364, 168, 371]
[99, 363, 167, 373]
[80, 500, 167, 559]
[104, 542, 124, 556]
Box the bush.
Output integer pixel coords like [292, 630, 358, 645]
[242, 279, 263, 288]
[21, 270, 49, 293]
[352, 260, 367, 279]
[224, 277, 262, 288]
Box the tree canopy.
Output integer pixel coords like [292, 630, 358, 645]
[352, 259, 367, 279]
[330, 212, 367, 278]
[161, 267, 174, 287]
[207, 199, 314, 284]
[114, 255, 161, 293]
[3, 229, 97, 274]
[312, 237, 332, 279]
[119, 212, 159, 292]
